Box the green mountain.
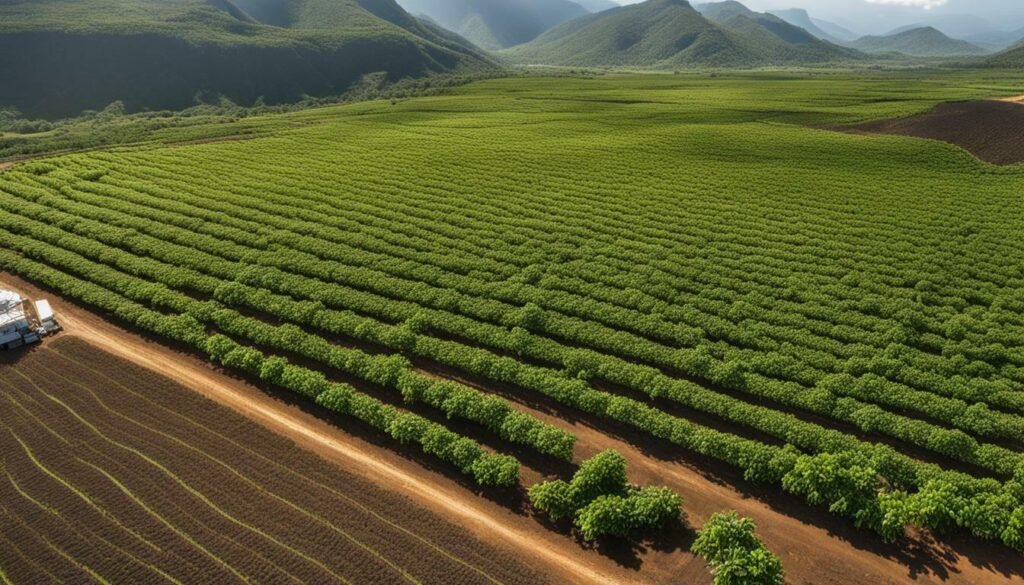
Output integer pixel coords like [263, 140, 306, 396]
[986, 44, 1024, 67]
[848, 27, 989, 57]
[696, 2, 857, 63]
[504, 0, 757, 68]
[505, 0, 859, 69]
[0, 0, 494, 118]
[395, 0, 588, 50]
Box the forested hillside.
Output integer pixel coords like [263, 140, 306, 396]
[505, 0, 756, 68]
[696, 1, 858, 64]
[986, 44, 1024, 67]
[848, 27, 988, 57]
[506, 0, 859, 68]
[0, 0, 494, 118]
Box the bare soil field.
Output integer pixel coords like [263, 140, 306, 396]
[2, 272, 1022, 585]
[855, 100, 1024, 165]
[0, 338, 550, 585]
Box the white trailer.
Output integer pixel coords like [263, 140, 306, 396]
[0, 290, 31, 349]
[34, 300, 61, 334]
[0, 290, 61, 349]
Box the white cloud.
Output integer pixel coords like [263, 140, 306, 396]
[864, 0, 948, 8]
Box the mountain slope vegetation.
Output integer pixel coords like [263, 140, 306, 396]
[504, 0, 757, 68]
[986, 43, 1024, 67]
[0, 0, 494, 118]
[396, 0, 588, 50]
[696, 1, 858, 63]
[506, 0, 858, 68]
[848, 27, 988, 57]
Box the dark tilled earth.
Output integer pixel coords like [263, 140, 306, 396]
[855, 100, 1024, 166]
[0, 338, 550, 585]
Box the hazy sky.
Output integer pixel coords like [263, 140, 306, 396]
[614, 0, 1024, 34]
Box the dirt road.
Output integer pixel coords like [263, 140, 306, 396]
[3, 271, 1022, 585]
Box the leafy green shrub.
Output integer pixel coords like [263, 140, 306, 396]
[692, 512, 785, 585]
[529, 450, 681, 540]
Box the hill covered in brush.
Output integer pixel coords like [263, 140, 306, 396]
[695, 2, 858, 63]
[986, 44, 1024, 67]
[396, 0, 588, 49]
[0, 0, 494, 118]
[505, 0, 858, 68]
[847, 27, 988, 57]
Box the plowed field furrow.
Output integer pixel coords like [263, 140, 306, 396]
[0, 338, 551, 585]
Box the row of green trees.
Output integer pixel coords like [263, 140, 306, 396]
[5, 180, 1008, 479]
[0, 248, 520, 488]
[205, 334, 520, 487]
[0, 207, 576, 462]
[10, 169, 1021, 448]
[2, 216, 1023, 549]
[36, 157, 1019, 407]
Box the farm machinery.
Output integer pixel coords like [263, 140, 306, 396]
[0, 290, 62, 350]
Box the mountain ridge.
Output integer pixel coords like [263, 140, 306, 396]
[0, 0, 495, 118]
[505, 0, 860, 69]
[847, 26, 989, 57]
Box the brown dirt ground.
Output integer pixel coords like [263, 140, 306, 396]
[0, 338, 554, 585]
[2, 271, 1022, 585]
[0, 162, 14, 172]
[854, 100, 1024, 166]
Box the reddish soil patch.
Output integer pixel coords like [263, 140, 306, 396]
[3, 272, 1023, 585]
[855, 100, 1024, 165]
[0, 338, 549, 585]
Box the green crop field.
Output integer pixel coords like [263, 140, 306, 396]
[3, 70, 1024, 552]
